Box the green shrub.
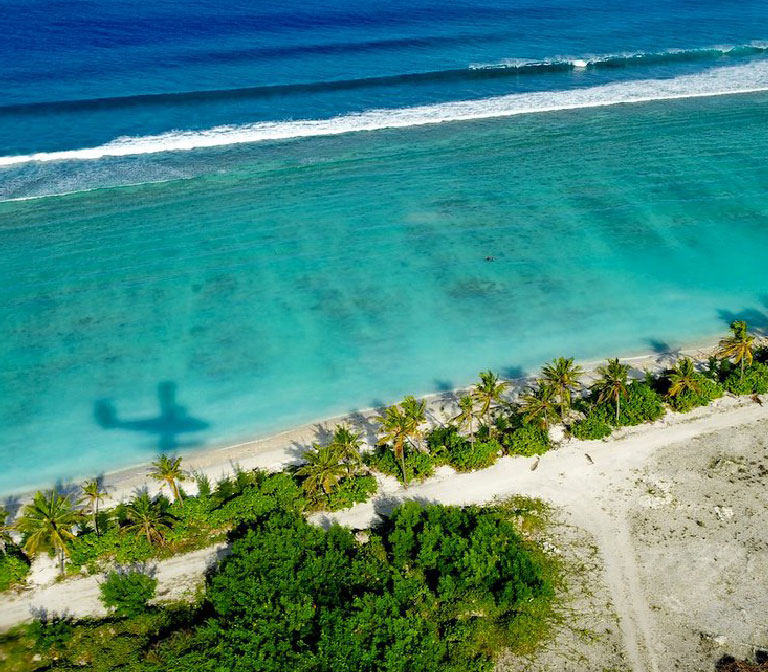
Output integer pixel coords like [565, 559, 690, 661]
[618, 382, 666, 425]
[67, 471, 306, 574]
[324, 474, 378, 511]
[451, 438, 502, 471]
[364, 445, 435, 484]
[584, 381, 665, 428]
[571, 413, 612, 441]
[100, 569, 158, 618]
[0, 548, 30, 591]
[28, 615, 74, 653]
[668, 376, 724, 413]
[426, 426, 501, 471]
[503, 424, 550, 457]
[160, 502, 556, 671]
[723, 362, 768, 396]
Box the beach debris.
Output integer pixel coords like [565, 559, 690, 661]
[714, 506, 734, 521]
[530, 456, 540, 471]
[752, 394, 763, 406]
[541, 540, 562, 555]
[585, 453, 594, 464]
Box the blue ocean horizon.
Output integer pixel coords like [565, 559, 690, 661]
[1, 0, 768, 493]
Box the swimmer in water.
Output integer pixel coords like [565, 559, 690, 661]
[485, 255, 495, 262]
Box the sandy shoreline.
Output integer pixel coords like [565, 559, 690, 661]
[1, 338, 721, 506]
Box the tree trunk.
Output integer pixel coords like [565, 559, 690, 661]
[469, 419, 474, 446]
[398, 442, 408, 488]
[59, 550, 65, 576]
[616, 395, 621, 423]
[741, 356, 745, 381]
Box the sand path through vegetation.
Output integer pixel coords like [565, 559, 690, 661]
[2, 396, 767, 672]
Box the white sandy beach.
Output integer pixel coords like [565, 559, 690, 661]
[0, 340, 718, 507]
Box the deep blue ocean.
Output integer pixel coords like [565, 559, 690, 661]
[1, 0, 767, 492]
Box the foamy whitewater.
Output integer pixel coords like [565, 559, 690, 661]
[2, 60, 768, 166]
[2, 0, 768, 493]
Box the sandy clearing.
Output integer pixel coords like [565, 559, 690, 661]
[0, 544, 227, 630]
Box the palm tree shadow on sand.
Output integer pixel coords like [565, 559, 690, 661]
[94, 381, 210, 452]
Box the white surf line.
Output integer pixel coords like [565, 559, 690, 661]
[1, 61, 767, 166]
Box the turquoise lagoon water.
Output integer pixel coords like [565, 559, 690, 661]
[2, 92, 768, 493]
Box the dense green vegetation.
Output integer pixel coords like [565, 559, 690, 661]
[100, 569, 158, 618]
[0, 497, 557, 672]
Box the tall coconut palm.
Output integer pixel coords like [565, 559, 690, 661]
[296, 445, 347, 502]
[121, 492, 174, 546]
[79, 479, 109, 537]
[591, 358, 631, 423]
[452, 395, 477, 445]
[718, 320, 755, 381]
[541, 357, 583, 419]
[401, 395, 427, 450]
[519, 383, 559, 433]
[148, 454, 187, 505]
[667, 358, 702, 399]
[374, 403, 412, 487]
[15, 491, 80, 575]
[472, 371, 510, 435]
[331, 425, 364, 475]
[0, 507, 14, 555]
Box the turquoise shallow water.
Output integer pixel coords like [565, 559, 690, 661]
[2, 92, 768, 493]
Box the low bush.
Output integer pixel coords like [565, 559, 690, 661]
[502, 423, 550, 457]
[364, 445, 435, 484]
[722, 362, 768, 396]
[668, 376, 724, 413]
[28, 615, 74, 653]
[0, 547, 30, 591]
[426, 426, 501, 471]
[617, 382, 666, 425]
[100, 569, 158, 618]
[571, 413, 612, 441]
[325, 474, 378, 511]
[583, 381, 666, 429]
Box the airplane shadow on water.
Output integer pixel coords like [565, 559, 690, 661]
[94, 381, 210, 452]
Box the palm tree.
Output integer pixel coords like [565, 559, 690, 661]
[148, 454, 187, 504]
[331, 425, 363, 475]
[520, 383, 559, 433]
[718, 320, 754, 381]
[375, 403, 412, 486]
[121, 492, 174, 546]
[667, 358, 702, 399]
[472, 371, 510, 435]
[591, 358, 631, 423]
[0, 507, 14, 555]
[541, 357, 583, 419]
[15, 491, 80, 575]
[79, 479, 109, 537]
[401, 395, 427, 450]
[296, 445, 347, 502]
[452, 395, 477, 445]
